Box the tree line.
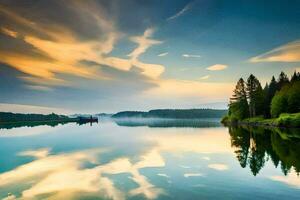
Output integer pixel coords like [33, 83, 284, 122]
[0, 112, 70, 123]
[228, 71, 300, 120]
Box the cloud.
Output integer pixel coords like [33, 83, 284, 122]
[184, 173, 203, 178]
[1, 194, 16, 200]
[270, 171, 300, 188]
[167, 1, 194, 21]
[128, 28, 161, 59]
[249, 40, 300, 62]
[158, 52, 168, 57]
[199, 75, 210, 80]
[208, 164, 229, 171]
[157, 173, 170, 178]
[26, 85, 53, 92]
[0, 3, 116, 86]
[202, 156, 210, 160]
[143, 79, 233, 100]
[0, 3, 165, 89]
[182, 54, 201, 58]
[18, 148, 50, 159]
[1, 27, 18, 38]
[206, 64, 227, 71]
[127, 28, 165, 78]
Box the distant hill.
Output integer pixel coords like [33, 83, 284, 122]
[95, 113, 113, 118]
[112, 109, 227, 119]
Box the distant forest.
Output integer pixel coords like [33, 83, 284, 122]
[228, 71, 300, 120]
[0, 112, 71, 123]
[112, 109, 227, 119]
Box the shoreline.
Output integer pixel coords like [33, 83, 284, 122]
[221, 113, 300, 128]
[0, 119, 79, 125]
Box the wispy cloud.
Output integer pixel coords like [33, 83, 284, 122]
[199, 75, 210, 80]
[26, 85, 53, 92]
[202, 156, 210, 161]
[128, 28, 165, 78]
[182, 54, 201, 58]
[249, 40, 300, 62]
[1, 27, 18, 38]
[158, 52, 168, 57]
[208, 164, 229, 171]
[184, 173, 203, 178]
[270, 171, 300, 188]
[0, 3, 165, 90]
[18, 148, 50, 159]
[144, 79, 233, 101]
[206, 64, 227, 71]
[128, 28, 162, 59]
[157, 173, 170, 178]
[167, 1, 194, 21]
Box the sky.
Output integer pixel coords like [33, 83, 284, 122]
[0, 0, 300, 114]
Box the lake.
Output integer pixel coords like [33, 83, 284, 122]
[0, 119, 300, 200]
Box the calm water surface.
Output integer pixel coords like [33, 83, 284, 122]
[0, 119, 300, 200]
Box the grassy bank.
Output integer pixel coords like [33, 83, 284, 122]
[222, 113, 300, 128]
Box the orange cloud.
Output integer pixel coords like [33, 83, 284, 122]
[0, 52, 100, 83]
[144, 79, 233, 100]
[128, 28, 165, 78]
[1, 27, 18, 38]
[206, 64, 228, 71]
[249, 40, 300, 62]
[199, 75, 210, 80]
[270, 171, 300, 188]
[0, 4, 165, 89]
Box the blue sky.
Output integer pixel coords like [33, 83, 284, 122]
[0, 0, 300, 113]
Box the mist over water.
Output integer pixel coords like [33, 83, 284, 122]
[112, 117, 222, 128]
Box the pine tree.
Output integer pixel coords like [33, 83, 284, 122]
[263, 83, 269, 118]
[291, 71, 300, 82]
[229, 78, 249, 119]
[264, 76, 278, 118]
[277, 71, 289, 89]
[246, 74, 263, 117]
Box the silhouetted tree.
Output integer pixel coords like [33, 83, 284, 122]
[246, 74, 264, 117]
[291, 71, 300, 82]
[277, 71, 289, 90]
[263, 76, 278, 118]
[229, 78, 249, 119]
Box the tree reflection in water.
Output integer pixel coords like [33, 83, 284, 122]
[229, 126, 300, 176]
